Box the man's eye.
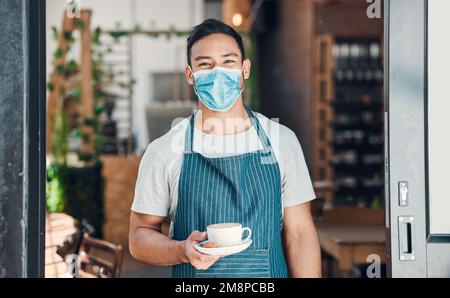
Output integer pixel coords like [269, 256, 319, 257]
[198, 62, 210, 67]
[225, 60, 235, 64]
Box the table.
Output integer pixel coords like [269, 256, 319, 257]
[45, 213, 78, 278]
[316, 221, 386, 277]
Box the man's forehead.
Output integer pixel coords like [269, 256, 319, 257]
[191, 34, 241, 57]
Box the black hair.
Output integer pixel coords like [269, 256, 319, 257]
[186, 19, 245, 66]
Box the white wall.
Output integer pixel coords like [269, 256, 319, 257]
[46, 0, 205, 152]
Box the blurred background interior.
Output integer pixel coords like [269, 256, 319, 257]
[45, 0, 385, 278]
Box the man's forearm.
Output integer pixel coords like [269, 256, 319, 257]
[129, 227, 187, 266]
[285, 230, 322, 278]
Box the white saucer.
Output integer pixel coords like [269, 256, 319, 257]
[194, 239, 252, 256]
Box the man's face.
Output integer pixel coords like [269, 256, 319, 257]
[185, 33, 251, 88]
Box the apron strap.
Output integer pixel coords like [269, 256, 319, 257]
[244, 106, 273, 151]
[184, 107, 273, 153]
[184, 110, 197, 153]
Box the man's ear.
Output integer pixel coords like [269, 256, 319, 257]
[243, 59, 251, 80]
[185, 65, 194, 85]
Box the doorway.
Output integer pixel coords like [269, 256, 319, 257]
[1, 0, 450, 278]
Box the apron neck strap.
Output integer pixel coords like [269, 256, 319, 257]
[184, 107, 273, 153]
[244, 107, 272, 150]
[184, 110, 197, 153]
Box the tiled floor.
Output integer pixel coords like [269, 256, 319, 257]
[120, 251, 171, 278]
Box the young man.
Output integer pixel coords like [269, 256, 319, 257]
[129, 19, 321, 278]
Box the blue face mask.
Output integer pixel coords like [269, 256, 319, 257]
[191, 66, 244, 112]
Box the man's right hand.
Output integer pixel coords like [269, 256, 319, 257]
[181, 230, 221, 270]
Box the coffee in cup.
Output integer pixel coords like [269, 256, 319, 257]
[206, 223, 252, 247]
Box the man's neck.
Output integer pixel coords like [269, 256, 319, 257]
[195, 98, 252, 135]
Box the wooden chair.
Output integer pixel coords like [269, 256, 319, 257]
[78, 233, 124, 278]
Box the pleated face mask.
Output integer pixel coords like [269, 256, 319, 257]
[191, 66, 244, 112]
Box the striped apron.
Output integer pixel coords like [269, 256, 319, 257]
[172, 107, 289, 278]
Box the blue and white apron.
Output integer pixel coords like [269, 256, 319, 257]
[172, 107, 289, 278]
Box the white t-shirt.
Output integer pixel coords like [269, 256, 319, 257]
[131, 112, 316, 238]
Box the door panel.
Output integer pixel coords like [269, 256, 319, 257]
[425, 0, 450, 278]
[427, 0, 450, 236]
[387, 0, 450, 277]
[385, 0, 427, 277]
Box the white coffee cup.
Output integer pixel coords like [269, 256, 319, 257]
[206, 223, 252, 247]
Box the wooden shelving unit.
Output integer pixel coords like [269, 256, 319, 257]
[47, 10, 94, 156]
[313, 35, 335, 206]
[313, 35, 384, 208]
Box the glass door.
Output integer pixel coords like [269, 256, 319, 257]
[386, 0, 450, 277]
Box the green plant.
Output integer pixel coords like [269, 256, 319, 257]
[46, 164, 65, 213]
[47, 21, 108, 232]
[59, 161, 105, 238]
[46, 161, 105, 237]
[51, 107, 70, 165]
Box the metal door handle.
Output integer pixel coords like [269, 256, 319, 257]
[398, 216, 415, 261]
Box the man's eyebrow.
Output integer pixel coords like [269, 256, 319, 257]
[222, 52, 239, 58]
[194, 55, 211, 61]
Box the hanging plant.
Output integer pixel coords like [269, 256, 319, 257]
[76, 19, 85, 30]
[94, 103, 105, 116]
[51, 107, 70, 166]
[133, 24, 142, 33]
[64, 59, 79, 78]
[69, 89, 81, 102]
[67, 0, 80, 14]
[109, 31, 129, 42]
[54, 47, 63, 59]
[146, 32, 159, 38]
[46, 163, 65, 213]
[63, 31, 75, 43]
[47, 82, 55, 91]
[92, 27, 101, 45]
[51, 26, 59, 40]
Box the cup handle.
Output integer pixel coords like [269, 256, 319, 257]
[241, 227, 252, 242]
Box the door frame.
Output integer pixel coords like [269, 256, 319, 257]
[26, 0, 449, 278]
[27, 0, 47, 278]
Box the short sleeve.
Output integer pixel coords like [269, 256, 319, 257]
[131, 143, 170, 217]
[281, 131, 317, 208]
